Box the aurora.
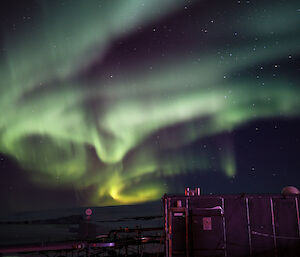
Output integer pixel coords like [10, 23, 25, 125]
[0, 0, 299, 210]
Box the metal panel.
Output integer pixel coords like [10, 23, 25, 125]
[249, 197, 275, 256]
[224, 197, 250, 257]
[190, 198, 225, 257]
[273, 197, 300, 257]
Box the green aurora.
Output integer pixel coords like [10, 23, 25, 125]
[0, 0, 300, 206]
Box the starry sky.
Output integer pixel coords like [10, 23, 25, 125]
[0, 0, 300, 214]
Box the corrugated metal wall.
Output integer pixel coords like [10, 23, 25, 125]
[163, 194, 300, 257]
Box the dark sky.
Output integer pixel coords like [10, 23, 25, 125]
[0, 0, 300, 214]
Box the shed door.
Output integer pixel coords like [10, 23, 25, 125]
[191, 206, 225, 257]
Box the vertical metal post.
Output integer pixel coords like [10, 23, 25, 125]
[295, 197, 300, 238]
[186, 197, 189, 209]
[164, 197, 169, 257]
[221, 198, 227, 257]
[245, 197, 252, 256]
[270, 198, 277, 257]
[168, 199, 172, 257]
[168, 198, 173, 257]
[185, 198, 189, 257]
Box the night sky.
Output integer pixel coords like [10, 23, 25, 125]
[0, 0, 300, 214]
